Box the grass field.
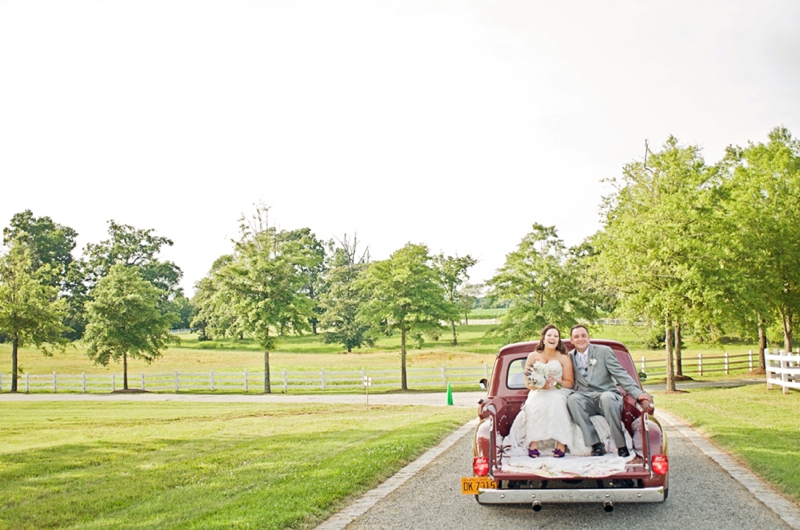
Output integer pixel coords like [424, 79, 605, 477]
[0, 401, 474, 530]
[657, 384, 800, 504]
[0, 323, 765, 388]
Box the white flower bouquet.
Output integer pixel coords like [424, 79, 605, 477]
[525, 361, 562, 389]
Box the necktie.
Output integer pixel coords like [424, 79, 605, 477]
[579, 353, 589, 379]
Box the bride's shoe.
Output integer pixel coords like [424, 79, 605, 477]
[553, 448, 565, 458]
[528, 448, 540, 458]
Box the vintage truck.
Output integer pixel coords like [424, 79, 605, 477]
[462, 339, 668, 512]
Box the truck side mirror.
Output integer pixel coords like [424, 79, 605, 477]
[478, 378, 488, 390]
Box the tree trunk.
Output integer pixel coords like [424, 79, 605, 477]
[451, 321, 458, 346]
[757, 313, 767, 370]
[674, 322, 683, 377]
[264, 351, 271, 393]
[782, 308, 792, 353]
[664, 316, 676, 391]
[400, 328, 408, 390]
[11, 334, 19, 392]
[123, 352, 128, 390]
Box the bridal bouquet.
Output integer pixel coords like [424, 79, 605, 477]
[526, 361, 562, 389]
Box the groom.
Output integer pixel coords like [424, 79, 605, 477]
[567, 325, 654, 457]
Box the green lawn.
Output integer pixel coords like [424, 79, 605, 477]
[0, 401, 474, 530]
[656, 384, 800, 503]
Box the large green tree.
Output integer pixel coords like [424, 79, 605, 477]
[84, 264, 175, 390]
[3, 210, 82, 338]
[434, 253, 477, 345]
[486, 224, 598, 342]
[215, 207, 322, 393]
[719, 127, 800, 357]
[0, 239, 69, 392]
[318, 234, 374, 352]
[357, 243, 457, 390]
[593, 138, 719, 390]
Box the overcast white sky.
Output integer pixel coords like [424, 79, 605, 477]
[2, 0, 799, 296]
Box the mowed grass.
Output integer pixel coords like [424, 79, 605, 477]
[656, 384, 800, 503]
[0, 401, 475, 530]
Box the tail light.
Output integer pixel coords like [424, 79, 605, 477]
[651, 454, 669, 475]
[473, 456, 489, 476]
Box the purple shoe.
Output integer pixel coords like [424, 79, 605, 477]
[553, 448, 565, 458]
[528, 448, 540, 458]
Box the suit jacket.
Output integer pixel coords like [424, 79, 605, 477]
[569, 343, 643, 399]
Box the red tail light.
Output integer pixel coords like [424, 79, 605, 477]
[651, 454, 669, 475]
[473, 456, 489, 476]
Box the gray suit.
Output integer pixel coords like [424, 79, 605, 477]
[567, 344, 643, 448]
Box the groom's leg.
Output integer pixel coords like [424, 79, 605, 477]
[598, 391, 626, 449]
[567, 392, 601, 446]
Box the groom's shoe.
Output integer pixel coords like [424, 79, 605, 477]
[591, 443, 605, 456]
[618, 447, 630, 458]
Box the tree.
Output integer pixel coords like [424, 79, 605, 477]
[0, 239, 69, 392]
[3, 210, 77, 290]
[719, 127, 800, 357]
[3, 210, 82, 339]
[84, 264, 175, 390]
[190, 255, 240, 340]
[593, 138, 718, 390]
[318, 234, 374, 352]
[277, 228, 329, 334]
[486, 224, 598, 342]
[357, 243, 457, 390]
[434, 254, 477, 345]
[215, 206, 321, 393]
[83, 220, 183, 298]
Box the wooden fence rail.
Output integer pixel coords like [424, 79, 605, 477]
[0, 364, 492, 394]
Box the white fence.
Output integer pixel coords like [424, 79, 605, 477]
[766, 349, 800, 394]
[638, 351, 757, 378]
[0, 364, 492, 394]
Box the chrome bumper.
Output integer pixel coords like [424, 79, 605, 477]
[477, 486, 665, 504]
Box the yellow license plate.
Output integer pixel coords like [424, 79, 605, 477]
[461, 476, 497, 494]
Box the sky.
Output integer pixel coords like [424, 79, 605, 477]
[2, 0, 799, 296]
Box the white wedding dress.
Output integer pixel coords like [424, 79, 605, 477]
[523, 359, 575, 449]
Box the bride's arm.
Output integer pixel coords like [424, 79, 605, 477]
[559, 356, 574, 389]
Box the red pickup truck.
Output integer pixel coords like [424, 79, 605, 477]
[462, 339, 668, 511]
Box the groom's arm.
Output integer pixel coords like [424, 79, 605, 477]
[599, 346, 644, 400]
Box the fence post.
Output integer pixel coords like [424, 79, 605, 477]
[442, 364, 447, 388]
[484, 362, 489, 379]
[780, 350, 789, 394]
[210, 369, 215, 392]
[749, 350, 753, 372]
[244, 369, 248, 393]
[765, 349, 772, 390]
[698, 354, 703, 377]
[53, 372, 57, 393]
[175, 370, 179, 392]
[0, 372, 2, 392]
[283, 368, 288, 393]
[112, 372, 116, 392]
[82, 372, 86, 393]
[362, 367, 367, 389]
[641, 356, 646, 375]
[321, 368, 326, 391]
[141, 372, 145, 391]
[725, 352, 729, 375]
[26, 372, 29, 393]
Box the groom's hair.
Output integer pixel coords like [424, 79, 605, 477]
[570, 324, 589, 337]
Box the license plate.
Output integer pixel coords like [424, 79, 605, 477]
[461, 476, 497, 494]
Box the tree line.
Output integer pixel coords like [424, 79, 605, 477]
[2, 126, 798, 393]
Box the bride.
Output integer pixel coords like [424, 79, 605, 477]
[523, 324, 575, 458]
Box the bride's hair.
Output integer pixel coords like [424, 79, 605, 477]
[535, 324, 568, 354]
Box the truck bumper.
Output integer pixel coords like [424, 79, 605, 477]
[477, 486, 666, 504]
